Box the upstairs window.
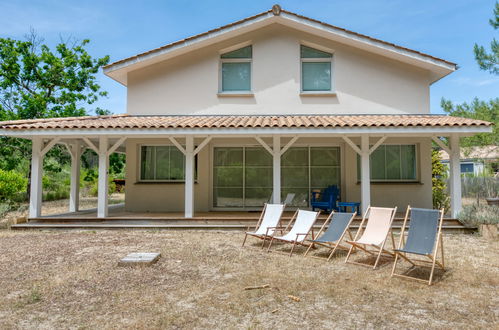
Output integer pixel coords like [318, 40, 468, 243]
[300, 45, 332, 92]
[220, 45, 252, 92]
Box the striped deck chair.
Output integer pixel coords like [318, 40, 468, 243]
[345, 206, 397, 269]
[242, 203, 285, 248]
[266, 209, 320, 257]
[391, 206, 445, 285]
[304, 211, 357, 260]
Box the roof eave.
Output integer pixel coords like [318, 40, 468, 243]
[0, 125, 491, 138]
[103, 9, 456, 86]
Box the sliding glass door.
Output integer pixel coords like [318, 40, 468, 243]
[213, 146, 340, 208]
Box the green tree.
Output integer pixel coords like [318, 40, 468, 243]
[441, 3, 499, 149]
[0, 31, 109, 120]
[0, 31, 110, 196]
[474, 2, 499, 75]
[441, 98, 499, 148]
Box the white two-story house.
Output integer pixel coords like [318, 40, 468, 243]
[0, 5, 492, 220]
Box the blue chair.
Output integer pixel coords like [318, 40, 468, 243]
[310, 185, 340, 213]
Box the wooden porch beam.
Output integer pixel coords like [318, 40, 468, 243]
[431, 136, 451, 155]
[107, 137, 126, 156]
[342, 136, 362, 155]
[255, 136, 274, 155]
[369, 136, 387, 155]
[41, 137, 61, 156]
[280, 136, 299, 156]
[193, 136, 212, 156]
[82, 137, 99, 154]
[168, 137, 187, 155]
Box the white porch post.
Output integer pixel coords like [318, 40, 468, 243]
[184, 136, 195, 218]
[360, 135, 370, 214]
[97, 136, 109, 218]
[272, 135, 281, 204]
[29, 137, 43, 218]
[449, 135, 462, 218]
[69, 141, 82, 213]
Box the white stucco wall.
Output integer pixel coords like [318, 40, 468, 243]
[126, 24, 431, 115]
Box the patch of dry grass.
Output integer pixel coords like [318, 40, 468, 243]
[0, 194, 124, 229]
[0, 229, 497, 329]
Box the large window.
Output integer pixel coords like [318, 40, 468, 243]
[357, 145, 417, 182]
[213, 146, 340, 208]
[220, 45, 252, 92]
[140, 146, 191, 182]
[300, 45, 333, 92]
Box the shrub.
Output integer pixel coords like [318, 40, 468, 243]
[88, 177, 117, 197]
[0, 169, 27, 200]
[432, 149, 450, 211]
[458, 203, 499, 225]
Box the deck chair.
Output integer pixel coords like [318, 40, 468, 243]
[391, 207, 445, 285]
[268, 193, 295, 205]
[345, 206, 397, 269]
[304, 211, 357, 260]
[265, 209, 320, 256]
[242, 203, 285, 248]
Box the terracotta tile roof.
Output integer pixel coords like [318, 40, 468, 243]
[0, 114, 491, 130]
[103, 7, 456, 72]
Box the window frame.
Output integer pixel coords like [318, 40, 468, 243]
[356, 143, 419, 183]
[300, 44, 334, 94]
[138, 144, 198, 183]
[218, 44, 253, 94]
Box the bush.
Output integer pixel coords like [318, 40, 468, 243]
[0, 169, 27, 200]
[432, 149, 450, 211]
[458, 203, 499, 225]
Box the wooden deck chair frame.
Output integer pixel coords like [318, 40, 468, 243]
[265, 210, 320, 257]
[345, 205, 398, 269]
[391, 206, 445, 286]
[304, 211, 357, 260]
[242, 203, 286, 248]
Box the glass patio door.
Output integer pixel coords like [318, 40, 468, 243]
[213, 146, 340, 208]
[281, 147, 340, 207]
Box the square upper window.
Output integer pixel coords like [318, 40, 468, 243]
[300, 45, 333, 92]
[220, 46, 252, 92]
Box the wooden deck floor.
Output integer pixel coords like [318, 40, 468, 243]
[12, 204, 471, 232]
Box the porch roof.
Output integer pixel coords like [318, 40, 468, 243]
[0, 114, 492, 138]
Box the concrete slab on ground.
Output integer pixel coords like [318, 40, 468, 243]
[118, 252, 161, 267]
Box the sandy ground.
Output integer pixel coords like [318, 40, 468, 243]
[0, 229, 497, 329]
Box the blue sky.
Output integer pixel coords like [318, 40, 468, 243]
[1, 0, 497, 115]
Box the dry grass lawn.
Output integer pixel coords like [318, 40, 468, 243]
[0, 230, 497, 329]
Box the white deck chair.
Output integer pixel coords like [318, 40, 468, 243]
[266, 209, 320, 256]
[242, 203, 285, 248]
[345, 206, 397, 269]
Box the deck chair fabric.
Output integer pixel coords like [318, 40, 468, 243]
[397, 208, 439, 255]
[345, 206, 397, 269]
[242, 203, 285, 247]
[355, 207, 395, 246]
[391, 207, 445, 285]
[305, 212, 356, 260]
[266, 209, 320, 256]
[313, 212, 355, 243]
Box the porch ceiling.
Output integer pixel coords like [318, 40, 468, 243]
[0, 114, 492, 138]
